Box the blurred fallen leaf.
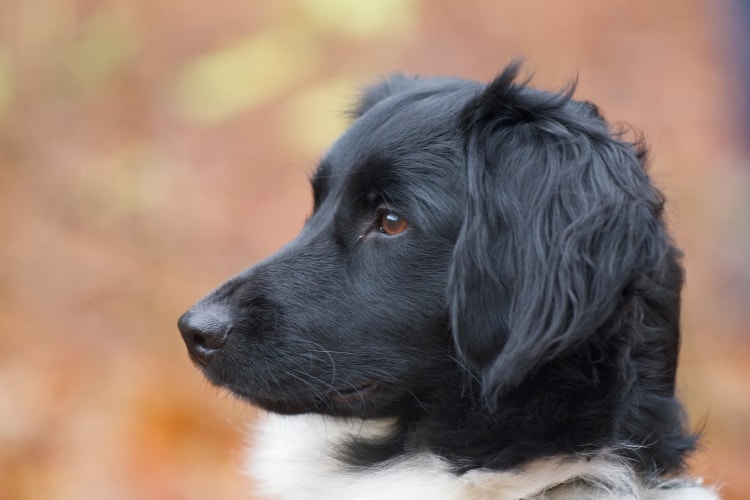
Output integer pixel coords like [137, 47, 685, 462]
[296, 0, 419, 38]
[280, 77, 360, 155]
[62, 5, 139, 95]
[76, 143, 166, 229]
[0, 52, 11, 117]
[173, 29, 320, 124]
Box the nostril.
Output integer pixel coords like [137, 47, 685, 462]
[193, 325, 231, 351]
[178, 308, 232, 367]
[192, 332, 207, 349]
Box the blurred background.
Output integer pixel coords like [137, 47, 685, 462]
[1, 0, 749, 498]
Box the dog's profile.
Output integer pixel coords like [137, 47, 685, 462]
[178, 63, 717, 499]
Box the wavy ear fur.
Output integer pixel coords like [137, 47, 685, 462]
[449, 64, 674, 400]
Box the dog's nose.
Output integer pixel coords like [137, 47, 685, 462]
[178, 307, 232, 367]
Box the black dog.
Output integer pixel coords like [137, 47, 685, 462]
[179, 63, 717, 499]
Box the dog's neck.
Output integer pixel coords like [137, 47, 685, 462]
[244, 413, 717, 500]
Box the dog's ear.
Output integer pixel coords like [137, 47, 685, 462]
[449, 64, 673, 400]
[352, 74, 422, 118]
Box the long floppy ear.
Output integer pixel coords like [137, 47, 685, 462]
[449, 64, 673, 400]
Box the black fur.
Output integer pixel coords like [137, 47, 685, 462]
[178, 63, 696, 482]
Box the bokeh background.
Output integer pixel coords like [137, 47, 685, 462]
[1, 1, 749, 499]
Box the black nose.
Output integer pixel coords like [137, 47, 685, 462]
[178, 306, 232, 367]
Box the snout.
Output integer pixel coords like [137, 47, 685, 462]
[178, 305, 233, 367]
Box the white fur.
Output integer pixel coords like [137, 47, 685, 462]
[245, 413, 719, 500]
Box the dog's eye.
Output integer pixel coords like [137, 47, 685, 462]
[378, 211, 408, 236]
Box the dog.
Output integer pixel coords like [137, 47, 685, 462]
[178, 63, 718, 499]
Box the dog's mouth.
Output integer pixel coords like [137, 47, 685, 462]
[328, 381, 380, 405]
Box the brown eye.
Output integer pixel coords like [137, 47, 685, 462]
[379, 212, 408, 236]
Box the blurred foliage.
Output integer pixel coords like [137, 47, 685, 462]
[173, 0, 418, 123]
[295, 0, 419, 38]
[0, 52, 11, 118]
[280, 77, 362, 155]
[61, 5, 139, 96]
[174, 29, 322, 123]
[79, 143, 165, 228]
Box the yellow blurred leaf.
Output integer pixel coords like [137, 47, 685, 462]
[296, 0, 419, 38]
[280, 78, 360, 155]
[62, 5, 139, 95]
[173, 30, 320, 124]
[0, 53, 11, 117]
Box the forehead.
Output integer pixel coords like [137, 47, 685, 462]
[321, 78, 481, 180]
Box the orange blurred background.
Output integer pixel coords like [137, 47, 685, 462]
[1, 1, 749, 498]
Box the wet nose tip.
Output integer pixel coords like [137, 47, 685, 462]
[178, 307, 232, 367]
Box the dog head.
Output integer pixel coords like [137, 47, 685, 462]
[178, 63, 679, 422]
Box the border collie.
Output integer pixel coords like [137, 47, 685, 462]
[178, 63, 717, 499]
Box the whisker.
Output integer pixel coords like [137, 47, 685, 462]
[294, 338, 342, 386]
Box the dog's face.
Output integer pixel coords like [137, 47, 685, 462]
[179, 65, 677, 425]
[178, 77, 480, 417]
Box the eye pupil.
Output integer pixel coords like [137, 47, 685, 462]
[380, 212, 408, 236]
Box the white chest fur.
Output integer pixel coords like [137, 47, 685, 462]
[245, 413, 718, 500]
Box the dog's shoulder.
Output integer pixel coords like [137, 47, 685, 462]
[244, 414, 718, 500]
